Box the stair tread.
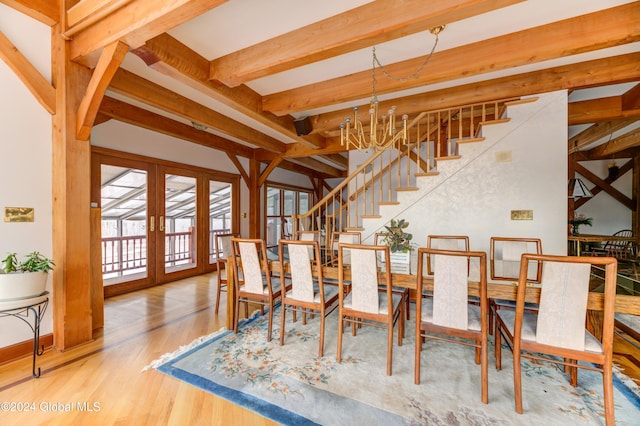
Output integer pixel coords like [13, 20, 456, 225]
[361, 215, 382, 219]
[379, 201, 400, 205]
[479, 118, 510, 126]
[415, 171, 439, 177]
[435, 155, 462, 161]
[505, 97, 538, 106]
[396, 187, 419, 191]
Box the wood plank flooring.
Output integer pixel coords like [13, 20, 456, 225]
[0, 273, 638, 425]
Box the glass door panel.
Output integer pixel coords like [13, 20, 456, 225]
[100, 165, 149, 285]
[163, 173, 198, 274]
[209, 180, 233, 265]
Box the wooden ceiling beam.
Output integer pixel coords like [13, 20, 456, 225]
[263, 3, 640, 116]
[575, 163, 634, 210]
[132, 33, 325, 149]
[569, 96, 640, 125]
[98, 96, 254, 158]
[0, 0, 58, 25]
[0, 30, 55, 114]
[76, 40, 128, 140]
[622, 81, 640, 111]
[311, 52, 640, 135]
[585, 128, 640, 159]
[109, 68, 287, 153]
[209, 0, 523, 87]
[569, 118, 637, 153]
[68, 0, 227, 66]
[288, 157, 346, 178]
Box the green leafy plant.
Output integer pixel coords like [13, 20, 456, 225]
[2, 251, 55, 274]
[568, 214, 593, 235]
[379, 218, 414, 253]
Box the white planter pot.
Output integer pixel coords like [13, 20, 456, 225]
[389, 251, 411, 274]
[0, 271, 48, 301]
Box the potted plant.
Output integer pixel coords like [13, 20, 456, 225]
[379, 219, 414, 273]
[0, 251, 54, 301]
[379, 218, 414, 253]
[568, 214, 593, 236]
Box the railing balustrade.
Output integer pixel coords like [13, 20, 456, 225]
[102, 228, 230, 277]
[292, 98, 517, 263]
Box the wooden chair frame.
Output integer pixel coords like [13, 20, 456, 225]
[214, 233, 239, 315]
[494, 254, 618, 425]
[415, 247, 489, 403]
[336, 243, 404, 376]
[278, 239, 339, 356]
[489, 236, 542, 335]
[229, 238, 283, 342]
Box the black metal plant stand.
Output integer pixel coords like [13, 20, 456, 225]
[0, 292, 49, 378]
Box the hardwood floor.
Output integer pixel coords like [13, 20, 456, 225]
[0, 273, 638, 425]
[0, 273, 276, 426]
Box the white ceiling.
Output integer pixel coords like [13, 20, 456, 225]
[111, 0, 639, 158]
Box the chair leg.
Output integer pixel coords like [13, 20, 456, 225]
[215, 278, 223, 315]
[568, 359, 578, 387]
[318, 310, 325, 357]
[602, 363, 615, 426]
[336, 310, 344, 363]
[279, 303, 287, 346]
[414, 328, 422, 384]
[495, 321, 502, 371]
[480, 337, 488, 404]
[387, 319, 393, 376]
[233, 296, 241, 334]
[513, 349, 523, 414]
[405, 290, 410, 320]
[488, 300, 495, 336]
[266, 301, 273, 342]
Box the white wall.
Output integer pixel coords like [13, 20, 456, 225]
[359, 91, 569, 269]
[0, 4, 53, 347]
[576, 159, 632, 235]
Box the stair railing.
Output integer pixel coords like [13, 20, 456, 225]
[292, 98, 517, 262]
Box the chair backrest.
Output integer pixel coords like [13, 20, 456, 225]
[331, 232, 361, 265]
[490, 237, 542, 283]
[425, 235, 470, 276]
[231, 238, 270, 294]
[339, 243, 391, 314]
[331, 232, 361, 250]
[518, 254, 617, 351]
[604, 229, 634, 258]
[215, 233, 238, 261]
[417, 247, 487, 331]
[279, 240, 322, 303]
[297, 230, 321, 259]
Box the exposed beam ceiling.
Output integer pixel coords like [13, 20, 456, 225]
[5, 0, 639, 181]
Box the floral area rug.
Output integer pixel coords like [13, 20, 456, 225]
[145, 306, 640, 425]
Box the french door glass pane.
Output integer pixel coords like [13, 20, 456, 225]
[100, 165, 148, 284]
[164, 174, 197, 273]
[209, 180, 232, 264]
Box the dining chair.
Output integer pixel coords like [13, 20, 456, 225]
[329, 231, 361, 266]
[415, 247, 489, 403]
[374, 231, 411, 320]
[489, 237, 542, 335]
[336, 243, 404, 376]
[214, 233, 239, 315]
[229, 238, 283, 342]
[494, 254, 617, 425]
[425, 235, 470, 276]
[278, 239, 339, 356]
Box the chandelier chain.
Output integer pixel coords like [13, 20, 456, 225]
[372, 28, 442, 84]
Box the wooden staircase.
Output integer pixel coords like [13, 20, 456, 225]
[292, 97, 537, 261]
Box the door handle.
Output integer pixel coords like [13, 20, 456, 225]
[159, 216, 165, 232]
[150, 216, 155, 232]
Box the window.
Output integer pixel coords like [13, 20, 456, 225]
[265, 184, 313, 248]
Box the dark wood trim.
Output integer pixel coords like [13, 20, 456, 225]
[0, 334, 53, 366]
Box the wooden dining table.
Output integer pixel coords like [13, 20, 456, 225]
[224, 260, 640, 332]
[568, 234, 637, 256]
